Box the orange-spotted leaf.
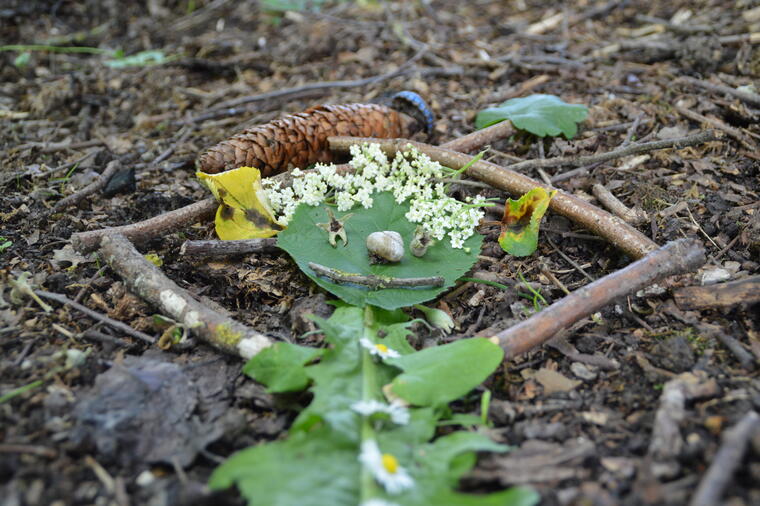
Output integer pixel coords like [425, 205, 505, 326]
[197, 166, 283, 240]
[498, 187, 556, 257]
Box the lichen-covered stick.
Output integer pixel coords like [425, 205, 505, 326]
[99, 233, 272, 359]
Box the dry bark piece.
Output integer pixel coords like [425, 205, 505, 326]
[673, 275, 760, 310]
[197, 103, 420, 176]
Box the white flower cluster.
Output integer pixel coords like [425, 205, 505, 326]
[261, 143, 486, 249]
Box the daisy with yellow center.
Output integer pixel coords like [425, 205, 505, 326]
[360, 338, 401, 359]
[352, 399, 410, 425]
[359, 440, 414, 495]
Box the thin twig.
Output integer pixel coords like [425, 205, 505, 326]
[690, 411, 760, 506]
[441, 120, 517, 153]
[35, 290, 155, 344]
[202, 47, 427, 113]
[592, 183, 648, 224]
[71, 197, 217, 254]
[676, 75, 760, 107]
[180, 238, 279, 258]
[98, 233, 271, 358]
[674, 105, 754, 149]
[489, 239, 706, 360]
[308, 262, 444, 288]
[329, 136, 667, 259]
[50, 160, 122, 214]
[0, 152, 95, 186]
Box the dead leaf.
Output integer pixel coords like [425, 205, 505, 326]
[534, 367, 581, 394]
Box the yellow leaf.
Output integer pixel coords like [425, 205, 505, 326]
[498, 187, 556, 257]
[197, 166, 283, 240]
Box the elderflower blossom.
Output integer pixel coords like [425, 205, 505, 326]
[352, 399, 410, 425]
[359, 440, 415, 495]
[262, 143, 486, 248]
[360, 338, 401, 360]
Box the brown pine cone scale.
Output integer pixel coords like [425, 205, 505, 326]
[198, 103, 419, 176]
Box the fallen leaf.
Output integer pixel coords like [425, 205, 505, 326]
[498, 187, 556, 257]
[197, 166, 283, 240]
[534, 367, 581, 394]
[52, 244, 92, 269]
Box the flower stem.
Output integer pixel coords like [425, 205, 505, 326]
[360, 305, 379, 503]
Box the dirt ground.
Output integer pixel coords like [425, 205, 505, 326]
[2, 1, 759, 505]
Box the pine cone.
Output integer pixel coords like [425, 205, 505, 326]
[198, 103, 420, 176]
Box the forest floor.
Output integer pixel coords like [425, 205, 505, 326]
[1, 1, 759, 505]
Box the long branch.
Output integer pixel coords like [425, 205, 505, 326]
[491, 239, 705, 360]
[71, 197, 217, 254]
[329, 136, 665, 259]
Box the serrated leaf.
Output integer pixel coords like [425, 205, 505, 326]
[388, 338, 504, 406]
[475, 94, 588, 139]
[498, 187, 556, 257]
[277, 192, 481, 310]
[197, 166, 282, 240]
[243, 342, 324, 393]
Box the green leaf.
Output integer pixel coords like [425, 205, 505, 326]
[420, 432, 508, 481]
[388, 338, 504, 406]
[13, 52, 30, 68]
[423, 486, 540, 506]
[277, 192, 481, 310]
[475, 94, 588, 139]
[209, 427, 359, 506]
[243, 342, 324, 393]
[498, 187, 556, 257]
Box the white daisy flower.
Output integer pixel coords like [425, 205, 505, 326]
[351, 399, 410, 425]
[359, 440, 414, 495]
[361, 499, 400, 506]
[360, 338, 400, 359]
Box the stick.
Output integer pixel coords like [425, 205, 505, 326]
[690, 411, 760, 506]
[676, 75, 760, 107]
[696, 323, 756, 370]
[674, 106, 754, 149]
[308, 262, 444, 289]
[203, 47, 427, 113]
[35, 290, 155, 344]
[592, 183, 648, 224]
[98, 233, 271, 359]
[490, 239, 705, 360]
[180, 238, 279, 258]
[71, 197, 217, 254]
[440, 120, 517, 153]
[329, 136, 662, 259]
[50, 160, 122, 214]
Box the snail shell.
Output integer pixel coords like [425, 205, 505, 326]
[366, 231, 404, 263]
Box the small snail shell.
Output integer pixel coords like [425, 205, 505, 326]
[366, 231, 404, 263]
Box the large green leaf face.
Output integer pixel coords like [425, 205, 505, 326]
[277, 192, 482, 310]
[475, 94, 588, 139]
